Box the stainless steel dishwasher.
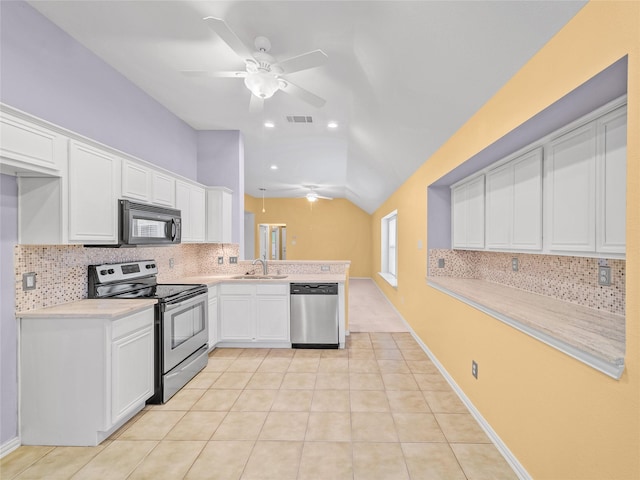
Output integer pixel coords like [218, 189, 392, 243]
[290, 283, 339, 348]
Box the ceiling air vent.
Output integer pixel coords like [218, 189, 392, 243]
[286, 115, 313, 124]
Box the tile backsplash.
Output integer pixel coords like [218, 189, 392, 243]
[14, 244, 349, 313]
[428, 249, 625, 316]
[13, 243, 238, 313]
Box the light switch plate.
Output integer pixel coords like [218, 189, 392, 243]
[217, 256, 224, 265]
[438, 258, 445, 268]
[23, 272, 37, 290]
[229, 256, 238, 264]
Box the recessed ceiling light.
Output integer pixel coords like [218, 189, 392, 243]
[270, 165, 278, 170]
[264, 121, 275, 128]
[327, 121, 338, 129]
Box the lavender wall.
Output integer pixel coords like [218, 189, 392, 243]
[197, 131, 245, 248]
[0, 175, 18, 445]
[0, 1, 198, 179]
[0, 1, 203, 448]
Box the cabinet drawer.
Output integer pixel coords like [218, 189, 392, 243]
[256, 284, 289, 295]
[220, 284, 255, 295]
[112, 308, 154, 340]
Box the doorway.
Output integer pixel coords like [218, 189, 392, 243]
[259, 223, 287, 260]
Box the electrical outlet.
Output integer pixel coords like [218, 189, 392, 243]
[22, 272, 37, 290]
[217, 256, 224, 265]
[438, 258, 445, 268]
[472, 360, 478, 379]
[169, 258, 175, 269]
[598, 266, 611, 286]
[229, 256, 238, 264]
[512, 258, 519, 272]
[321, 265, 330, 272]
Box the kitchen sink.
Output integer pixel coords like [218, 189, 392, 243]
[230, 275, 288, 280]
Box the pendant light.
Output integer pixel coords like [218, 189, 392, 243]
[260, 188, 266, 213]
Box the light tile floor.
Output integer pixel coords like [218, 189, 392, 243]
[348, 279, 408, 332]
[1, 281, 519, 480]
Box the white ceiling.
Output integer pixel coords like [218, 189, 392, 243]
[28, 0, 586, 213]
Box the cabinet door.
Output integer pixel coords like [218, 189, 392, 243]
[466, 176, 485, 249]
[512, 149, 542, 250]
[206, 188, 233, 243]
[111, 326, 154, 425]
[121, 160, 150, 202]
[546, 123, 597, 252]
[597, 107, 626, 254]
[219, 295, 254, 341]
[256, 296, 289, 341]
[176, 181, 205, 242]
[68, 141, 120, 243]
[451, 184, 468, 249]
[485, 164, 512, 249]
[0, 113, 67, 175]
[208, 295, 218, 350]
[152, 171, 175, 207]
[190, 185, 206, 242]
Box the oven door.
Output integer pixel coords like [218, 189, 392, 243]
[162, 292, 208, 373]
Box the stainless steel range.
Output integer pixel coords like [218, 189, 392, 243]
[88, 260, 208, 403]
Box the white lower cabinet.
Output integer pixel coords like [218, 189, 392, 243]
[218, 283, 289, 346]
[19, 307, 154, 446]
[208, 286, 218, 351]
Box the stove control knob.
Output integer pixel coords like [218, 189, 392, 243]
[108, 269, 115, 274]
[146, 264, 152, 269]
[100, 270, 107, 275]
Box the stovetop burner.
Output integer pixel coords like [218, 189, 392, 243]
[88, 260, 207, 303]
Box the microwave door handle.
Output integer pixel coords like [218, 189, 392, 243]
[170, 219, 177, 241]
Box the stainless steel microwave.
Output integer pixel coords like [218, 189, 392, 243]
[120, 200, 181, 246]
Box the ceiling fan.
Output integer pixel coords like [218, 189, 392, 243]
[301, 187, 333, 202]
[183, 17, 328, 112]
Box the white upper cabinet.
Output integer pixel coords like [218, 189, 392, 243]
[176, 180, 206, 242]
[206, 187, 233, 243]
[0, 111, 67, 176]
[596, 106, 627, 254]
[452, 175, 485, 249]
[151, 170, 175, 207]
[545, 122, 598, 253]
[453, 97, 626, 258]
[68, 140, 120, 244]
[486, 148, 542, 251]
[122, 159, 176, 207]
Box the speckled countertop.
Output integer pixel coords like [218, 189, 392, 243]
[428, 277, 625, 367]
[180, 273, 347, 286]
[17, 299, 157, 319]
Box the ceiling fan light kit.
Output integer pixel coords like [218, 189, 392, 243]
[193, 16, 328, 108]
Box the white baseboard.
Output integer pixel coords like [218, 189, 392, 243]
[0, 436, 21, 459]
[370, 281, 531, 480]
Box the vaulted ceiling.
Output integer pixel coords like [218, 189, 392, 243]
[28, 0, 586, 213]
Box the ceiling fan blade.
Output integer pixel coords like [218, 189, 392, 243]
[275, 49, 328, 74]
[181, 70, 246, 78]
[249, 94, 264, 114]
[280, 80, 326, 108]
[203, 17, 255, 62]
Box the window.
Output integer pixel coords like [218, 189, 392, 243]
[379, 210, 398, 287]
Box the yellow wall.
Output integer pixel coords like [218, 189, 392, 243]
[371, 2, 639, 479]
[245, 194, 372, 278]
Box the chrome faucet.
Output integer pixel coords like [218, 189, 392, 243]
[252, 258, 268, 275]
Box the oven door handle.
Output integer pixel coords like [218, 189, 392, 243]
[163, 293, 207, 313]
[170, 219, 178, 241]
